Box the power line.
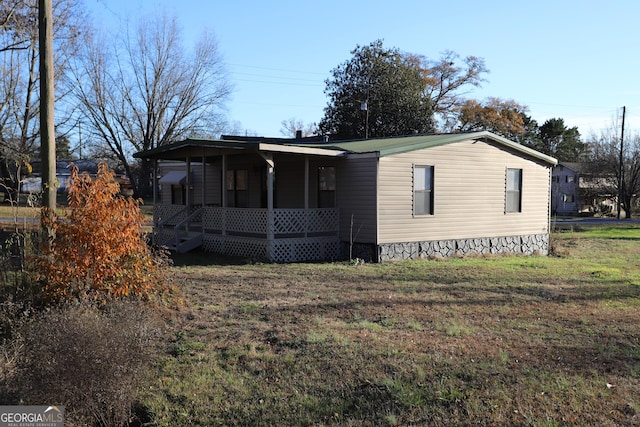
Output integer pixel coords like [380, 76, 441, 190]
[227, 63, 327, 76]
[233, 78, 323, 88]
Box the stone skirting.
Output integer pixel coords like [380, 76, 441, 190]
[345, 234, 549, 262]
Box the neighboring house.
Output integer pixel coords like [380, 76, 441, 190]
[551, 162, 617, 216]
[20, 159, 132, 195]
[551, 162, 581, 215]
[135, 131, 557, 262]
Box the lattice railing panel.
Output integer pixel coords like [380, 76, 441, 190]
[270, 237, 340, 263]
[273, 209, 339, 235]
[307, 209, 339, 233]
[226, 208, 268, 234]
[154, 205, 187, 226]
[273, 209, 306, 234]
[202, 207, 223, 230]
[202, 235, 267, 259]
[155, 206, 339, 261]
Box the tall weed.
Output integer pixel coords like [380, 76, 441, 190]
[5, 302, 162, 427]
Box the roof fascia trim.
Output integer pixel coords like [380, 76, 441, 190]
[258, 142, 345, 157]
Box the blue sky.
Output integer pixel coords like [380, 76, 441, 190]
[87, 0, 640, 139]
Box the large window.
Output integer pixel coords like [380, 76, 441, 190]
[318, 166, 336, 208]
[506, 168, 522, 213]
[414, 165, 434, 215]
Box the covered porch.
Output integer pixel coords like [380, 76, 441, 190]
[135, 138, 344, 262]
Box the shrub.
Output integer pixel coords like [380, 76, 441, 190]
[7, 302, 161, 427]
[0, 229, 41, 343]
[34, 163, 167, 302]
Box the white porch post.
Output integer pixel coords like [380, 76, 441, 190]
[304, 156, 309, 209]
[152, 159, 158, 246]
[221, 154, 227, 208]
[304, 156, 309, 237]
[221, 154, 227, 238]
[260, 153, 275, 260]
[201, 153, 206, 207]
[186, 156, 191, 208]
[152, 159, 158, 206]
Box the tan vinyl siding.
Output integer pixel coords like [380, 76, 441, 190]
[336, 156, 378, 243]
[275, 159, 305, 208]
[273, 157, 342, 208]
[195, 163, 221, 205]
[377, 139, 551, 244]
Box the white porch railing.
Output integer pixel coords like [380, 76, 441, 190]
[153, 205, 340, 262]
[201, 207, 339, 236]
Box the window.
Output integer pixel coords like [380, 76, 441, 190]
[563, 194, 575, 203]
[318, 166, 336, 208]
[171, 184, 185, 205]
[506, 168, 522, 213]
[566, 175, 575, 183]
[414, 165, 434, 215]
[226, 169, 248, 207]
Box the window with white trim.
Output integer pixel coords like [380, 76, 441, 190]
[414, 165, 434, 215]
[506, 168, 522, 213]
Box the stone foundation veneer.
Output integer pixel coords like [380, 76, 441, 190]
[345, 234, 549, 262]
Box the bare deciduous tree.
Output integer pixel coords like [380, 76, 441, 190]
[585, 127, 640, 219]
[0, 0, 85, 198]
[279, 117, 316, 138]
[0, 0, 31, 53]
[70, 13, 231, 197]
[406, 50, 488, 130]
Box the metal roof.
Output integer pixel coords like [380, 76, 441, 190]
[134, 131, 558, 166]
[298, 131, 558, 165]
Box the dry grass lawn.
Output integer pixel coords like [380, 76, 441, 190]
[142, 226, 640, 426]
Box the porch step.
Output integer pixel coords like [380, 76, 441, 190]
[158, 222, 202, 231]
[167, 234, 203, 253]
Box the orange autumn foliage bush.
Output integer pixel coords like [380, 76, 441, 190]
[35, 163, 166, 302]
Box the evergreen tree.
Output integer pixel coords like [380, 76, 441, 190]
[538, 118, 584, 161]
[319, 40, 434, 139]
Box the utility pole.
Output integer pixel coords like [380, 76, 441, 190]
[617, 106, 625, 220]
[361, 99, 369, 139]
[39, 0, 56, 225]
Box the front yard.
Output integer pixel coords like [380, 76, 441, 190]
[142, 225, 640, 426]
